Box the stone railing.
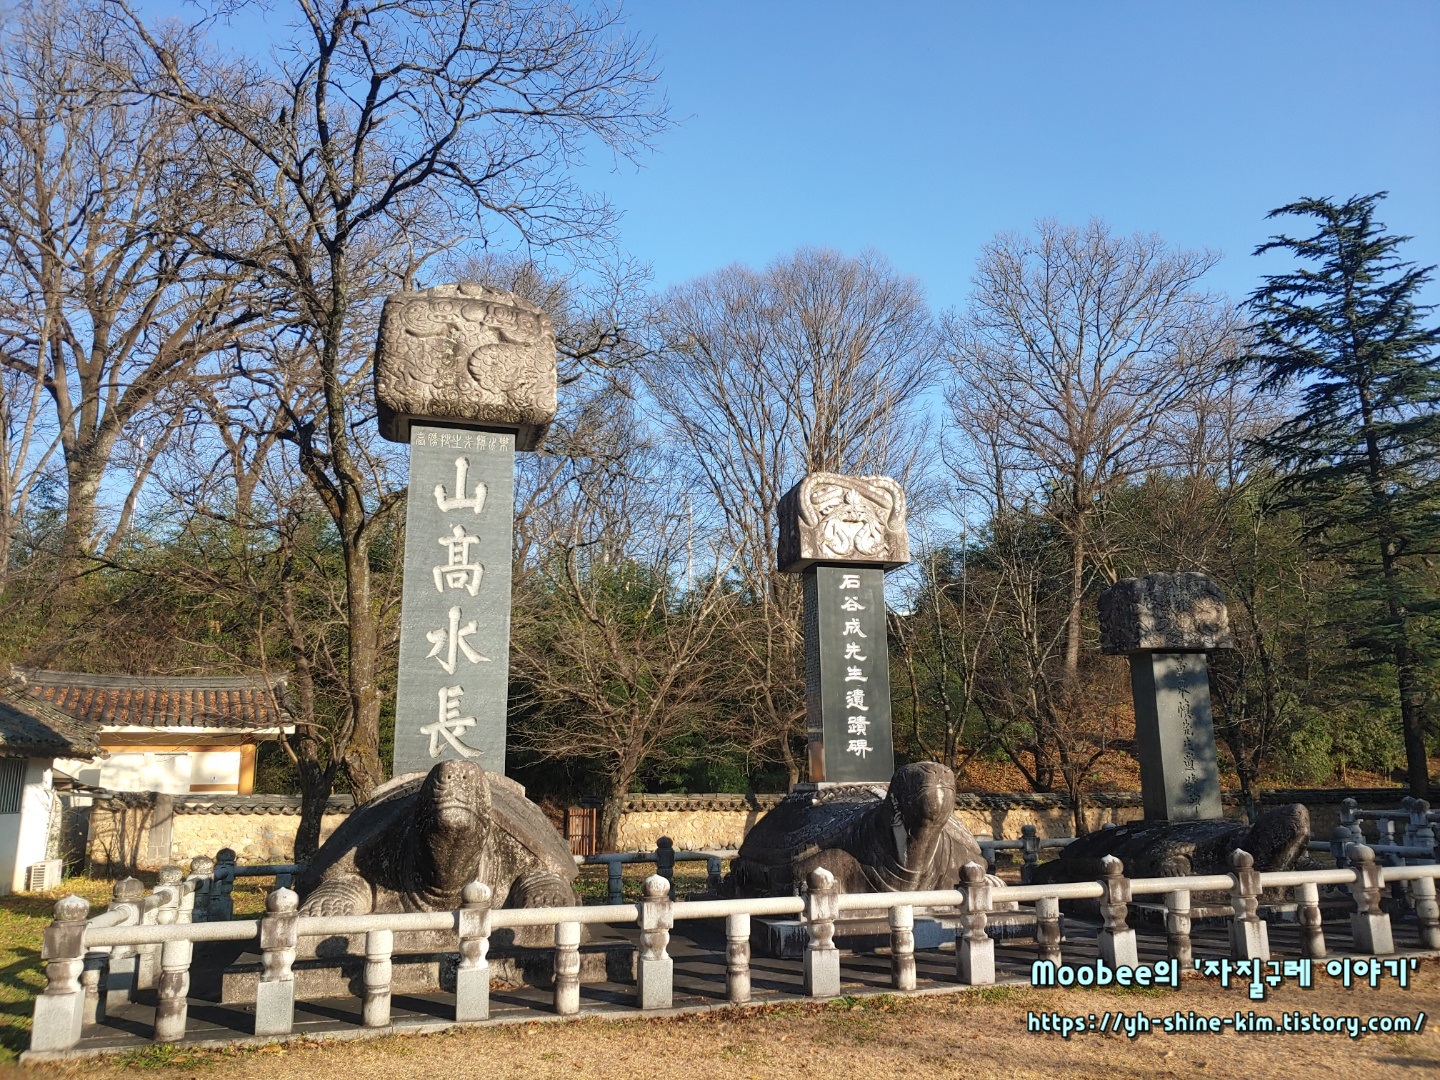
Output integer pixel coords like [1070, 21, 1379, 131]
[26, 843, 1440, 1059]
[577, 836, 738, 902]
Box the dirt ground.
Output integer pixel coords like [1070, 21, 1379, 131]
[9, 961, 1440, 1079]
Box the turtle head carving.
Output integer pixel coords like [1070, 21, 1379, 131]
[409, 758, 492, 905]
[1244, 803, 1310, 870]
[887, 761, 956, 835]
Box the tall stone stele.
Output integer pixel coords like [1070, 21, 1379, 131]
[1099, 572, 1235, 823]
[777, 473, 910, 785]
[375, 283, 557, 776]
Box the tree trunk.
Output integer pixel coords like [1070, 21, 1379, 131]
[600, 772, 634, 853]
[1063, 519, 1086, 683]
[342, 536, 384, 802]
[293, 759, 336, 862]
[1398, 640, 1428, 797]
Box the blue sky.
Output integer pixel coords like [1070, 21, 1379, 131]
[580, 0, 1440, 311]
[168, 0, 1440, 309]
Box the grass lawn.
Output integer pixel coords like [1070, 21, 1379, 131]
[6, 970, 1440, 1079]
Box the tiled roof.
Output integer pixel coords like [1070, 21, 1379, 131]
[16, 669, 292, 732]
[0, 676, 104, 759]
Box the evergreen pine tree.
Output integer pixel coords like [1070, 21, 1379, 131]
[1239, 192, 1440, 795]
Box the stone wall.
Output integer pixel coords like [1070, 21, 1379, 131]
[86, 793, 354, 872]
[84, 785, 1421, 871]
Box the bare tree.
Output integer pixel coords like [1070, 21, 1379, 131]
[646, 247, 939, 783]
[511, 411, 733, 850]
[0, 1, 264, 580]
[114, 0, 668, 800]
[942, 219, 1238, 683]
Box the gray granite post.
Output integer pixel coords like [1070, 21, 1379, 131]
[1164, 888, 1193, 967]
[725, 912, 751, 1004]
[209, 848, 236, 921]
[187, 856, 214, 924]
[1296, 880, 1326, 958]
[802, 867, 841, 997]
[889, 904, 916, 991]
[375, 285, 557, 777]
[1348, 845, 1395, 955]
[957, 861, 995, 985]
[655, 836, 675, 898]
[362, 928, 393, 1027]
[104, 877, 142, 1006]
[1097, 856, 1139, 968]
[1100, 573, 1233, 822]
[1228, 849, 1269, 961]
[1034, 895, 1063, 965]
[637, 875, 674, 1010]
[153, 867, 189, 1042]
[778, 473, 910, 784]
[455, 881, 492, 1022]
[254, 888, 298, 1036]
[553, 921, 582, 1015]
[29, 895, 89, 1054]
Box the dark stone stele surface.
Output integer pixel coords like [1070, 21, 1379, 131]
[295, 759, 577, 948]
[724, 762, 984, 897]
[1099, 571, 1236, 655]
[1029, 803, 1312, 889]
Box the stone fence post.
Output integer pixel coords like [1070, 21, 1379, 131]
[154, 867, 190, 1042]
[104, 877, 143, 1007]
[1297, 880, 1326, 958]
[30, 895, 89, 1053]
[1164, 889, 1192, 967]
[209, 848, 236, 921]
[957, 861, 994, 986]
[456, 881, 492, 1023]
[1349, 844, 1395, 955]
[1228, 849, 1268, 961]
[655, 837, 675, 898]
[255, 888, 298, 1037]
[188, 856, 214, 924]
[638, 874, 674, 1010]
[889, 904, 916, 991]
[802, 867, 840, 998]
[1097, 856, 1138, 968]
[726, 912, 751, 1004]
[1020, 825, 1040, 884]
[362, 929, 393, 1027]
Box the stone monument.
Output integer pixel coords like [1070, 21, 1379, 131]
[777, 473, 910, 783]
[375, 283, 556, 776]
[728, 474, 991, 955]
[1035, 573, 1311, 895]
[218, 284, 630, 999]
[1100, 572, 1233, 822]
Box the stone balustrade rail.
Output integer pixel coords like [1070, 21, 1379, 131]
[25, 841, 1440, 1061]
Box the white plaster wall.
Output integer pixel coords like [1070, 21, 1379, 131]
[98, 752, 192, 794]
[0, 760, 55, 895]
[189, 751, 241, 790]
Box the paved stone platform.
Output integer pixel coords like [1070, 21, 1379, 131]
[58, 914, 1439, 1058]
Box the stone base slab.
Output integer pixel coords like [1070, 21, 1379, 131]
[753, 910, 1038, 960]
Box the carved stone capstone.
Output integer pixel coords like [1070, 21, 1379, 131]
[1099, 572, 1235, 654]
[724, 761, 982, 897]
[777, 473, 910, 573]
[374, 283, 557, 450]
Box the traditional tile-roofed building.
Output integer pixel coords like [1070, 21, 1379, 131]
[0, 676, 104, 894]
[17, 669, 295, 797]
